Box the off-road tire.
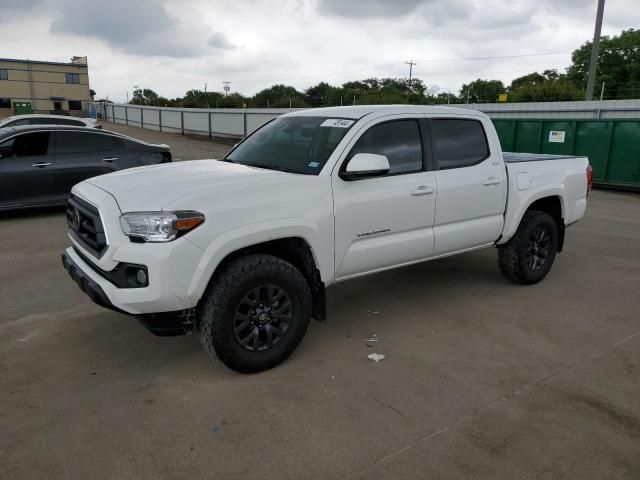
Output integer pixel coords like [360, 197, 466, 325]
[198, 254, 312, 373]
[498, 210, 559, 285]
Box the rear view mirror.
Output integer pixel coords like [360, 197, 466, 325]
[341, 153, 390, 180]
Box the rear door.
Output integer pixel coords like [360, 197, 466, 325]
[0, 131, 56, 207]
[431, 117, 506, 255]
[53, 130, 126, 197]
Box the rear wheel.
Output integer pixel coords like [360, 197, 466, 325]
[198, 254, 312, 373]
[498, 210, 559, 285]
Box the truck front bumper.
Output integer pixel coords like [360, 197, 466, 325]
[61, 250, 124, 314]
[62, 249, 195, 336]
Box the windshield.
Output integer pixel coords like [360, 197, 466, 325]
[225, 116, 356, 175]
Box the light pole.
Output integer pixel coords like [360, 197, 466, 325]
[405, 60, 417, 97]
[585, 0, 606, 101]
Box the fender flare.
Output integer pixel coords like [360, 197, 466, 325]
[186, 219, 332, 304]
[499, 186, 566, 244]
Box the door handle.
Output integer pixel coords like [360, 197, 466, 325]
[32, 162, 52, 168]
[483, 177, 501, 186]
[101, 157, 118, 162]
[411, 185, 434, 196]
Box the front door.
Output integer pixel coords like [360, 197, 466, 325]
[0, 131, 56, 207]
[333, 117, 436, 280]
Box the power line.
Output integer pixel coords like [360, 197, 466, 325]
[228, 51, 572, 86]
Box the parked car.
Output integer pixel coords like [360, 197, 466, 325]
[62, 105, 590, 373]
[0, 125, 171, 210]
[0, 114, 100, 129]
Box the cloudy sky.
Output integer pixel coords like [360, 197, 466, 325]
[1, 0, 638, 101]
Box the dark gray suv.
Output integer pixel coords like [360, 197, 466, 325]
[0, 125, 171, 210]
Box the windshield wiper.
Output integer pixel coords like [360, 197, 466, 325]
[242, 163, 301, 174]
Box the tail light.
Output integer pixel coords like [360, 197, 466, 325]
[586, 165, 593, 195]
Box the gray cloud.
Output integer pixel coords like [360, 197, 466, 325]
[208, 32, 236, 50]
[0, 0, 41, 20]
[316, 0, 426, 18]
[49, 0, 205, 57]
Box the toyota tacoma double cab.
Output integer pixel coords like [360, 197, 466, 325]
[62, 106, 590, 373]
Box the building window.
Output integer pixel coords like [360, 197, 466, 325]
[68, 100, 82, 110]
[0, 98, 11, 109]
[65, 73, 80, 84]
[0, 69, 8, 80]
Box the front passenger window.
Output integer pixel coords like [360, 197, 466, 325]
[347, 120, 423, 175]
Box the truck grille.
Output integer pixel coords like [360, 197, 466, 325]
[66, 195, 107, 258]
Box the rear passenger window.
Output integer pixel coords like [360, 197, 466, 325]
[55, 132, 123, 154]
[432, 119, 489, 169]
[8, 119, 30, 127]
[0, 132, 50, 158]
[348, 120, 422, 174]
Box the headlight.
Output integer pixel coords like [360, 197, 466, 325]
[119, 211, 205, 242]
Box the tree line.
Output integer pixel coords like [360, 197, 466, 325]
[117, 29, 639, 108]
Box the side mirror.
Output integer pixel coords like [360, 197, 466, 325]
[341, 153, 390, 180]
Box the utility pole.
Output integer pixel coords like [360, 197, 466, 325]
[405, 60, 417, 96]
[223, 81, 231, 97]
[585, 0, 606, 101]
[204, 82, 208, 108]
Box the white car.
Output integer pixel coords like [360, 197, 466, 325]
[0, 114, 100, 129]
[62, 105, 591, 373]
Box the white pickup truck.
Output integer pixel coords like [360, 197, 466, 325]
[62, 106, 591, 373]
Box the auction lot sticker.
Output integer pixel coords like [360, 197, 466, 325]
[320, 119, 354, 128]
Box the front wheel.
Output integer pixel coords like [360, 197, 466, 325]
[498, 210, 559, 285]
[198, 254, 312, 373]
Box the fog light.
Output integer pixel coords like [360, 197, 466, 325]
[136, 269, 147, 285]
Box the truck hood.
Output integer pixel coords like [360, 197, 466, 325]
[85, 160, 289, 212]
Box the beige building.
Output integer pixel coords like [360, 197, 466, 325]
[0, 56, 92, 119]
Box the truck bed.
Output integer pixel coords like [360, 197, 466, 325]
[503, 152, 584, 163]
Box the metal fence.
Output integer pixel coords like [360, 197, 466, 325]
[93, 99, 640, 140]
[450, 99, 640, 120]
[97, 103, 299, 139]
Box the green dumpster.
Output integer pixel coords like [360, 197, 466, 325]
[492, 118, 640, 190]
[13, 102, 33, 115]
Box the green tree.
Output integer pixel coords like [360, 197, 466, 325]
[507, 69, 583, 102]
[130, 87, 159, 105]
[250, 84, 307, 108]
[459, 79, 505, 103]
[567, 28, 640, 99]
[305, 82, 339, 107]
[182, 89, 227, 108]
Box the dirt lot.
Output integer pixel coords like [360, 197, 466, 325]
[1, 124, 639, 479]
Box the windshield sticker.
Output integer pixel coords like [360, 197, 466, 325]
[320, 118, 354, 128]
[308, 161, 320, 168]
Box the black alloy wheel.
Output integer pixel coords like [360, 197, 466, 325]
[233, 284, 293, 351]
[525, 226, 551, 272]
